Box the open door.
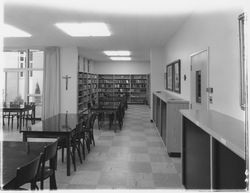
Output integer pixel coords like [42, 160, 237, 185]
[190, 49, 209, 111]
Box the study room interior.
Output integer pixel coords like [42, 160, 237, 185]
[1, 0, 248, 191]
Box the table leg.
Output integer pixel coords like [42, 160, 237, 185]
[19, 112, 22, 130]
[114, 112, 117, 133]
[66, 135, 71, 176]
[23, 133, 27, 142]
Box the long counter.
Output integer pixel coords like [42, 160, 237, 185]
[180, 109, 246, 190]
[180, 109, 245, 159]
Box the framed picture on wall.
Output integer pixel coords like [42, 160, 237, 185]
[166, 59, 181, 93]
[173, 59, 181, 93]
[166, 64, 173, 91]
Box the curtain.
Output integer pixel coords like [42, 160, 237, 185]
[42, 47, 60, 120]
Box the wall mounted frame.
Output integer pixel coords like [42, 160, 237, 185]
[166, 59, 181, 93]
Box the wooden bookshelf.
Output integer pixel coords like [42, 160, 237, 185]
[130, 74, 148, 104]
[78, 56, 98, 120]
[98, 74, 149, 105]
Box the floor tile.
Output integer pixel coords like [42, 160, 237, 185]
[98, 171, 128, 187]
[70, 171, 101, 185]
[153, 173, 183, 188]
[128, 161, 152, 173]
[151, 162, 177, 174]
[127, 173, 154, 188]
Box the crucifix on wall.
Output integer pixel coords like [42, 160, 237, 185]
[62, 75, 71, 90]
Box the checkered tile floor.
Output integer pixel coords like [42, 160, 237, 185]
[2, 105, 183, 189]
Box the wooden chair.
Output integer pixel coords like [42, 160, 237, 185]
[76, 121, 87, 160]
[3, 154, 41, 190]
[83, 113, 97, 152]
[35, 140, 58, 190]
[58, 124, 83, 172]
[24, 103, 36, 126]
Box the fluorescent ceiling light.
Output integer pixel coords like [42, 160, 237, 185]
[3, 24, 32, 37]
[55, 22, 111, 37]
[104, 50, 131, 56]
[110, 57, 131, 61]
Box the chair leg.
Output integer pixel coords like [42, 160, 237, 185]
[50, 173, 57, 190]
[86, 137, 90, 153]
[11, 116, 13, 129]
[7, 113, 10, 127]
[71, 146, 76, 171]
[91, 132, 95, 146]
[61, 147, 64, 163]
[76, 144, 83, 164]
[40, 179, 44, 190]
[82, 141, 85, 160]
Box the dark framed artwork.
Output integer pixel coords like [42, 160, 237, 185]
[166, 64, 173, 91]
[166, 59, 181, 93]
[173, 59, 181, 93]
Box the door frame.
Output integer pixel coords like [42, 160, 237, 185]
[190, 47, 210, 111]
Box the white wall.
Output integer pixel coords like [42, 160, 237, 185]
[93, 61, 150, 74]
[150, 47, 166, 118]
[163, 9, 244, 121]
[60, 47, 78, 113]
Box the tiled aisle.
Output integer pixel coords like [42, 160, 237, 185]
[2, 105, 183, 189]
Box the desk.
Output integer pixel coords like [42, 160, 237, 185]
[2, 106, 34, 129]
[2, 141, 51, 189]
[20, 113, 80, 176]
[91, 104, 120, 132]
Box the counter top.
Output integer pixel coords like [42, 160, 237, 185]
[154, 91, 189, 104]
[180, 109, 245, 160]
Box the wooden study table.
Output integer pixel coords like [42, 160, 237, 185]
[1, 105, 34, 129]
[1, 141, 51, 190]
[91, 104, 121, 132]
[20, 113, 80, 176]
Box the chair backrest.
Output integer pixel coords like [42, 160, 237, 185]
[40, 140, 58, 172]
[15, 153, 42, 189]
[74, 121, 84, 139]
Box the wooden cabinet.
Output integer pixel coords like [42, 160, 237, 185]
[181, 110, 246, 190]
[152, 92, 189, 156]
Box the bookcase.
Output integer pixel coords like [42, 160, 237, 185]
[130, 74, 148, 104]
[77, 56, 98, 119]
[98, 74, 149, 105]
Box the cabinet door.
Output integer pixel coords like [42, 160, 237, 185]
[182, 117, 211, 189]
[161, 101, 166, 144]
[166, 103, 188, 155]
[212, 139, 246, 189]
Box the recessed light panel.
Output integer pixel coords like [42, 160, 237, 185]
[110, 57, 131, 61]
[3, 24, 32, 37]
[55, 22, 111, 37]
[104, 50, 131, 56]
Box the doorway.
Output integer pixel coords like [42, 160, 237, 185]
[190, 49, 209, 111]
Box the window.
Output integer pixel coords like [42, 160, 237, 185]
[3, 49, 44, 119]
[238, 13, 246, 110]
[196, 70, 201, 103]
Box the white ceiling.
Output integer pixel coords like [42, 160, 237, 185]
[3, 0, 245, 62]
